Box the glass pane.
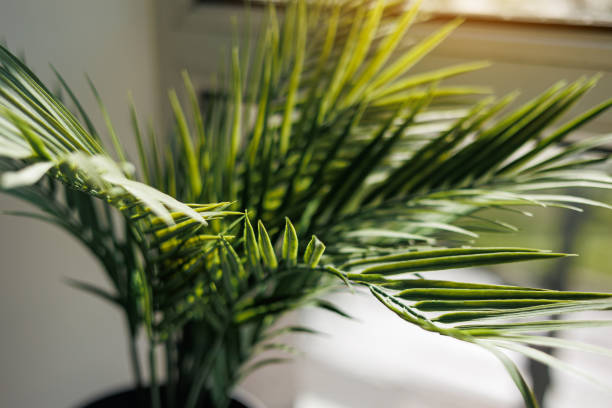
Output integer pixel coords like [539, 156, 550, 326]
[423, 0, 612, 27]
[195, 0, 612, 27]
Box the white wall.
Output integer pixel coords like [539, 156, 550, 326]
[0, 1, 161, 407]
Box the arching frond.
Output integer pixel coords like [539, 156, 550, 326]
[1, 1, 612, 407]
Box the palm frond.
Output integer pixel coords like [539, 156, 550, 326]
[1, 1, 612, 407]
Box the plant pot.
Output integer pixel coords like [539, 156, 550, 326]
[79, 386, 264, 408]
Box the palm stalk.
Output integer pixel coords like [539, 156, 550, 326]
[2, 1, 612, 407]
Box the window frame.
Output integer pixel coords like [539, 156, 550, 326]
[154, 0, 612, 132]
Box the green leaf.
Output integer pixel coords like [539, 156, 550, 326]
[398, 288, 609, 301]
[377, 278, 544, 292]
[221, 236, 245, 282]
[493, 341, 612, 391]
[247, 36, 273, 167]
[244, 212, 261, 268]
[474, 340, 539, 408]
[313, 299, 351, 319]
[369, 285, 433, 329]
[304, 235, 325, 268]
[262, 325, 323, 340]
[87, 76, 126, 162]
[228, 47, 242, 199]
[415, 299, 564, 311]
[10, 114, 51, 160]
[51, 66, 99, 138]
[522, 194, 612, 210]
[485, 334, 612, 359]
[342, 0, 423, 106]
[279, 0, 306, 156]
[361, 251, 568, 276]
[344, 228, 434, 243]
[500, 96, 612, 174]
[438, 298, 612, 324]
[341, 247, 542, 269]
[102, 172, 208, 226]
[317, 5, 365, 121]
[460, 319, 612, 333]
[128, 93, 150, 184]
[258, 220, 278, 269]
[368, 18, 464, 92]
[65, 278, 121, 306]
[168, 89, 202, 199]
[339, 0, 387, 95]
[0, 161, 53, 189]
[282, 217, 298, 266]
[370, 61, 491, 102]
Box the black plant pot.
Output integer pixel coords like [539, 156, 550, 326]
[79, 386, 251, 408]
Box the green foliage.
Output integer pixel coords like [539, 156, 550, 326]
[2, 1, 612, 407]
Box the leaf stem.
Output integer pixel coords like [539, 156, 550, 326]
[165, 335, 177, 408]
[149, 341, 161, 408]
[128, 328, 143, 389]
[185, 335, 224, 408]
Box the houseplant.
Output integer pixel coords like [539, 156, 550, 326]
[1, 0, 612, 407]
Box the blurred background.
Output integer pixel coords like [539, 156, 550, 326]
[1, 0, 612, 407]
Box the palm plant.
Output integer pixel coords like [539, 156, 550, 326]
[1, 1, 612, 407]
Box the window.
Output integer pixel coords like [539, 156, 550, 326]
[425, 0, 612, 27]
